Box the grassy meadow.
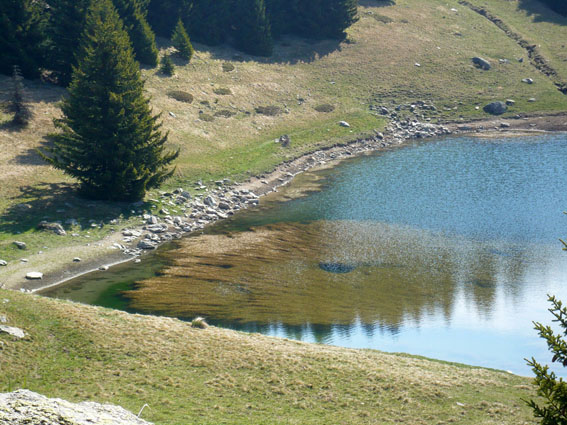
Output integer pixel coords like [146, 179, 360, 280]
[0, 289, 539, 424]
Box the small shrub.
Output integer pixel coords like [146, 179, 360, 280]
[255, 105, 282, 116]
[372, 13, 394, 24]
[314, 104, 335, 113]
[160, 54, 175, 76]
[167, 91, 193, 103]
[213, 87, 232, 96]
[222, 62, 235, 72]
[9, 66, 32, 127]
[171, 19, 194, 61]
[199, 113, 214, 122]
[191, 317, 208, 328]
[214, 110, 235, 118]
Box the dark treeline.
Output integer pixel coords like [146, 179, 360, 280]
[0, 0, 358, 82]
[538, 0, 567, 16]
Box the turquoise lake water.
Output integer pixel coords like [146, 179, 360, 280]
[45, 134, 567, 376]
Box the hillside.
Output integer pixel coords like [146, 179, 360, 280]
[0, 289, 538, 424]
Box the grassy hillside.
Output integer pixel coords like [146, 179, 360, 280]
[0, 289, 538, 424]
[1, 0, 567, 274]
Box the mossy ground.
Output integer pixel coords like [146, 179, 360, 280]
[0, 289, 538, 424]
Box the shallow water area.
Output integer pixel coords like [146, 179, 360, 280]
[45, 134, 567, 376]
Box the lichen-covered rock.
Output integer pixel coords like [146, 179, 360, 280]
[0, 390, 153, 425]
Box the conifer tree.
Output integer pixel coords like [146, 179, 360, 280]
[171, 19, 194, 61]
[41, 0, 178, 201]
[0, 0, 47, 78]
[526, 295, 567, 424]
[160, 54, 175, 76]
[232, 0, 273, 57]
[147, 0, 192, 37]
[188, 0, 230, 45]
[8, 66, 32, 127]
[46, 0, 91, 86]
[112, 0, 159, 66]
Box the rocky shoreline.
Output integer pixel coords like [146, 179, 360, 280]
[7, 109, 567, 294]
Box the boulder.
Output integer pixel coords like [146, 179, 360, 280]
[13, 241, 26, 250]
[0, 260, 7, 266]
[0, 390, 153, 425]
[204, 196, 217, 207]
[278, 134, 291, 147]
[38, 221, 66, 236]
[505, 99, 515, 106]
[138, 240, 157, 250]
[522, 78, 534, 84]
[472, 57, 491, 70]
[483, 102, 507, 115]
[338, 121, 350, 128]
[25, 272, 43, 280]
[0, 325, 25, 338]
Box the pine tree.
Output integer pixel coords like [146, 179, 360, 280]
[526, 295, 567, 424]
[41, 0, 178, 201]
[160, 54, 175, 76]
[46, 0, 91, 86]
[289, 0, 358, 39]
[171, 19, 194, 61]
[112, 0, 158, 66]
[232, 0, 273, 57]
[188, 0, 230, 46]
[0, 0, 47, 79]
[147, 0, 192, 37]
[8, 66, 32, 127]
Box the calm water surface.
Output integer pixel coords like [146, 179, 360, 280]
[45, 134, 567, 376]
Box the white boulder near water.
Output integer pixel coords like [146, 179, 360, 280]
[0, 390, 153, 425]
[25, 272, 43, 280]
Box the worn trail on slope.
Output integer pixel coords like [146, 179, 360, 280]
[459, 0, 567, 95]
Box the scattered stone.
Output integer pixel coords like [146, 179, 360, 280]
[20, 259, 28, 263]
[528, 97, 536, 102]
[73, 257, 82, 262]
[505, 99, 515, 106]
[338, 121, 350, 128]
[138, 240, 157, 250]
[472, 57, 491, 70]
[0, 315, 7, 323]
[0, 326, 25, 339]
[38, 221, 66, 236]
[0, 260, 6, 266]
[191, 317, 208, 329]
[13, 241, 26, 250]
[147, 215, 158, 225]
[499, 58, 509, 64]
[522, 78, 534, 84]
[500, 122, 511, 128]
[25, 272, 43, 280]
[278, 134, 291, 147]
[99, 265, 109, 271]
[414, 63, 420, 67]
[483, 101, 507, 115]
[204, 196, 217, 207]
[169, 111, 176, 118]
[0, 390, 153, 425]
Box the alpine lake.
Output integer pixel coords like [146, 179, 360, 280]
[44, 133, 567, 376]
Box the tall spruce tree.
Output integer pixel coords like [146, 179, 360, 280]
[8, 66, 32, 127]
[147, 0, 192, 37]
[0, 0, 47, 78]
[46, 0, 91, 85]
[112, 0, 159, 66]
[289, 0, 358, 39]
[41, 0, 178, 201]
[172, 19, 194, 61]
[187, 0, 230, 45]
[232, 0, 273, 57]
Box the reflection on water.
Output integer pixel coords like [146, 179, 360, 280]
[44, 135, 567, 375]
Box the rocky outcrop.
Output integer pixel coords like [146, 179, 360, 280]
[0, 390, 153, 425]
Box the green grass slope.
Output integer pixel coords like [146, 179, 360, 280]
[0, 289, 538, 424]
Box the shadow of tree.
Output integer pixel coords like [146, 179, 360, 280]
[0, 74, 64, 106]
[0, 182, 149, 235]
[517, 0, 567, 24]
[11, 135, 52, 166]
[359, 0, 396, 7]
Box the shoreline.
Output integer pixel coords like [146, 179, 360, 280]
[5, 111, 567, 294]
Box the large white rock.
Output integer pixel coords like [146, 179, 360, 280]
[0, 325, 25, 338]
[0, 390, 153, 424]
[25, 272, 43, 280]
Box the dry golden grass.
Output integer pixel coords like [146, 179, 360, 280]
[0, 289, 538, 424]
